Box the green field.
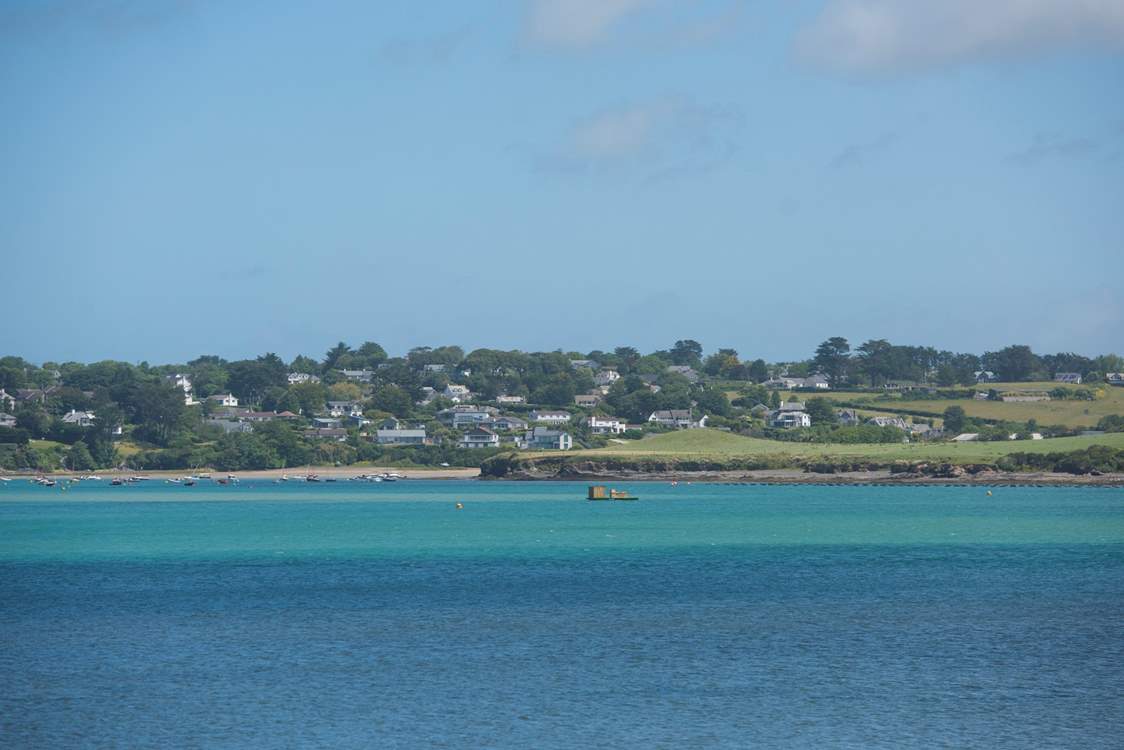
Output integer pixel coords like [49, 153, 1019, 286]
[563, 428, 1124, 464]
[766, 382, 1124, 428]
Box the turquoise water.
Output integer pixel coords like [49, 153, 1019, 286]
[2, 481, 1123, 747]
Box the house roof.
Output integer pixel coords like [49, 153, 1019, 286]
[650, 409, 692, 419]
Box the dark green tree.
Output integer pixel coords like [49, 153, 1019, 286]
[943, 405, 967, 433]
[813, 337, 851, 385]
[805, 398, 838, 426]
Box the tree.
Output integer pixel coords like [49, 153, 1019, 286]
[695, 388, 731, 417]
[613, 347, 640, 373]
[669, 340, 703, 367]
[768, 391, 781, 409]
[943, 406, 967, 434]
[66, 441, 96, 471]
[329, 382, 363, 401]
[982, 345, 1038, 382]
[129, 382, 186, 446]
[813, 337, 850, 385]
[289, 355, 320, 374]
[369, 384, 413, 417]
[288, 382, 327, 415]
[856, 339, 894, 386]
[323, 342, 352, 372]
[747, 359, 769, 383]
[805, 398, 838, 426]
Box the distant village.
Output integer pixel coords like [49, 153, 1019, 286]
[1, 340, 1122, 471]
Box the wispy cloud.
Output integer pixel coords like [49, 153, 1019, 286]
[524, 0, 658, 48]
[375, 26, 471, 67]
[796, 0, 1124, 74]
[1006, 133, 1099, 166]
[831, 131, 898, 168]
[535, 98, 741, 182]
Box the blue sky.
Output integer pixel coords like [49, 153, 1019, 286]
[3, 0, 1123, 364]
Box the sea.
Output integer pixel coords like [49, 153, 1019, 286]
[1, 479, 1122, 749]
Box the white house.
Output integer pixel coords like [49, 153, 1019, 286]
[801, 375, 831, 389]
[593, 369, 621, 387]
[443, 384, 472, 403]
[61, 409, 97, 428]
[770, 411, 811, 428]
[1054, 372, 1082, 384]
[287, 372, 321, 385]
[0, 412, 16, 428]
[1107, 373, 1124, 386]
[521, 427, 572, 450]
[867, 416, 909, 431]
[207, 394, 239, 407]
[530, 410, 572, 424]
[165, 373, 197, 405]
[0, 389, 16, 411]
[340, 369, 375, 383]
[327, 401, 364, 418]
[647, 410, 706, 429]
[460, 426, 500, 449]
[588, 415, 627, 435]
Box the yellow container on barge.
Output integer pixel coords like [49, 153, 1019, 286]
[587, 485, 638, 501]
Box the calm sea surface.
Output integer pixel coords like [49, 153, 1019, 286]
[2, 480, 1122, 748]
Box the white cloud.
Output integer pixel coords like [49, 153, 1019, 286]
[571, 104, 660, 158]
[536, 98, 741, 181]
[525, 0, 657, 48]
[796, 0, 1124, 73]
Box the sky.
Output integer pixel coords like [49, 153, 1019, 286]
[3, 0, 1123, 365]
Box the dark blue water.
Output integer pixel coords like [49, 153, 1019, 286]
[2, 482, 1122, 748]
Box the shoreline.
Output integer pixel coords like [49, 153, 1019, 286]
[4, 467, 1123, 486]
[2, 466, 481, 481]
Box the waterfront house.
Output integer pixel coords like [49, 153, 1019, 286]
[304, 427, 348, 442]
[1054, 372, 1082, 384]
[837, 409, 861, 426]
[487, 415, 528, 432]
[376, 428, 428, 446]
[801, 375, 831, 389]
[423, 364, 448, 373]
[495, 394, 526, 405]
[207, 394, 239, 407]
[460, 426, 500, 449]
[0, 389, 15, 411]
[287, 372, 320, 385]
[574, 393, 602, 408]
[165, 373, 197, 405]
[311, 417, 343, 429]
[588, 415, 627, 435]
[570, 359, 599, 370]
[521, 427, 573, 450]
[1107, 372, 1124, 386]
[974, 371, 998, 383]
[437, 405, 497, 428]
[530, 409, 572, 424]
[0, 412, 16, 428]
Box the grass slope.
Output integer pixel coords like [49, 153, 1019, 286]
[564, 428, 1124, 464]
[774, 382, 1124, 429]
